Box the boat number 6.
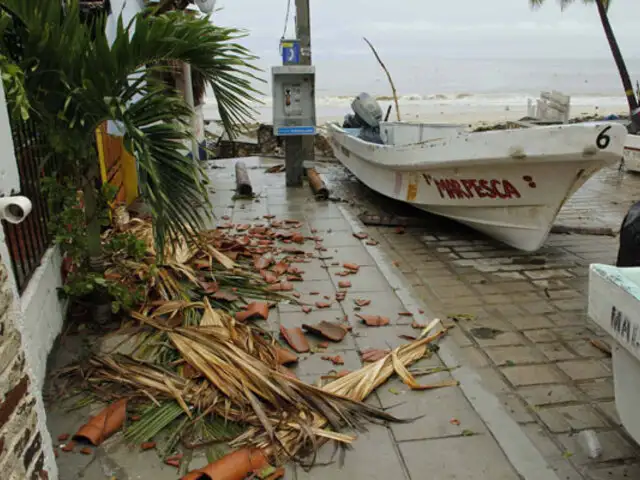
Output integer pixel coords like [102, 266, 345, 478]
[596, 126, 612, 149]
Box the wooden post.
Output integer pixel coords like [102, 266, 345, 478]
[306, 167, 329, 200]
[296, 0, 314, 164]
[235, 161, 253, 196]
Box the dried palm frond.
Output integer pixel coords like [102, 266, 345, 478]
[69, 215, 456, 468]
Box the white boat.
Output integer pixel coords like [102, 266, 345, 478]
[328, 120, 627, 251]
[624, 133, 640, 172]
[588, 264, 640, 445]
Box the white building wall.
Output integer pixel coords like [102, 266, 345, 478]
[0, 77, 59, 479]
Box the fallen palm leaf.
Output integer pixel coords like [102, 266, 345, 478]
[63, 214, 459, 471]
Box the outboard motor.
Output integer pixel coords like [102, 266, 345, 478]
[616, 201, 640, 267]
[342, 93, 384, 144]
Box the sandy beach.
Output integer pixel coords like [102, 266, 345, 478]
[202, 95, 629, 129]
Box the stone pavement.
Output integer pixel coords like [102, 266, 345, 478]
[46, 157, 640, 479]
[322, 162, 640, 480]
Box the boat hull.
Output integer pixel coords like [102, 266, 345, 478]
[329, 122, 627, 251]
[624, 133, 640, 172]
[588, 264, 640, 445]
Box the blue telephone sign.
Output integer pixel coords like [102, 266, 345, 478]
[280, 39, 300, 65]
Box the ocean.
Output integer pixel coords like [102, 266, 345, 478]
[202, 56, 640, 126]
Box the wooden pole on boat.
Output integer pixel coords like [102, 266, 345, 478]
[364, 37, 401, 121]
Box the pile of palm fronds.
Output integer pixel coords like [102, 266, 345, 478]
[65, 214, 453, 469]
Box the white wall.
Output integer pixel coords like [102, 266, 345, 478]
[106, 0, 146, 135]
[0, 79, 58, 479]
[0, 73, 20, 197]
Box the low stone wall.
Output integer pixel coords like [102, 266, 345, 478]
[0, 258, 52, 479]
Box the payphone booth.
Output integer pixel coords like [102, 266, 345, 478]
[272, 65, 316, 185]
[272, 65, 316, 137]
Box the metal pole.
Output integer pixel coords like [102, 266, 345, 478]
[295, 0, 315, 164]
[182, 62, 200, 162]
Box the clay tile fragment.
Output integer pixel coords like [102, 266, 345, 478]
[315, 301, 331, 309]
[73, 399, 127, 446]
[302, 321, 348, 342]
[141, 442, 156, 451]
[275, 347, 298, 365]
[357, 314, 390, 327]
[291, 233, 305, 244]
[281, 246, 305, 254]
[287, 266, 304, 275]
[79, 447, 92, 455]
[302, 306, 312, 314]
[61, 441, 75, 452]
[260, 270, 278, 284]
[292, 291, 301, 298]
[365, 239, 379, 246]
[201, 281, 219, 294]
[254, 254, 273, 270]
[398, 311, 413, 317]
[354, 298, 371, 307]
[263, 214, 275, 220]
[353, 232, 368, 240]
[343, 263, 360, 272]
[280, 326, 310, 353]
[411, 320, 426, 329]
[286, 275, 303, 282]
[268, 281, 294, 292]
[272, 261, 288, 276]
[338, 280, 351, 288]
[321, 355, 344, 365]
[57, 433, 70, 442]
[181, 448, 269, 480]
[236, 224, 250, 231]
[212, 291, 239, 302]
[361, 348, 390, 362]
[235, 302, 270, 322]
[335, 292, 346, 302]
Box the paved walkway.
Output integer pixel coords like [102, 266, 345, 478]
[47, 158, 640, 479]
[320, 162, 640, 480]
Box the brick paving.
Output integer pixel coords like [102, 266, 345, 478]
[329, 163, 640, 479]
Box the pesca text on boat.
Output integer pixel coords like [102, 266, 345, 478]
[423, 174, 524, 200]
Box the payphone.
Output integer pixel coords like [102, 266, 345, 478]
[272, 65, 316, 137]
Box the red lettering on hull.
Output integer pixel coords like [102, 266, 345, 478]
[430, 177, 522, 200]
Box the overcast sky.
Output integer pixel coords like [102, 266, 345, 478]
[213, 0, 640, 65]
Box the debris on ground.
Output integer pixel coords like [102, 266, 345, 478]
[53, 213, 456, 474]
[590, 338, 612, 356]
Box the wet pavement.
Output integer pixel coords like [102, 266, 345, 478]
[317, 160, 640, 479]
[46, 157, 640, 479]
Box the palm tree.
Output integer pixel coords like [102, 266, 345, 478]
[0, 0, 261, 265]
[530, 0, 640, 131]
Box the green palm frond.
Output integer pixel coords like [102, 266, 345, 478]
[0, 0, 263, 252]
